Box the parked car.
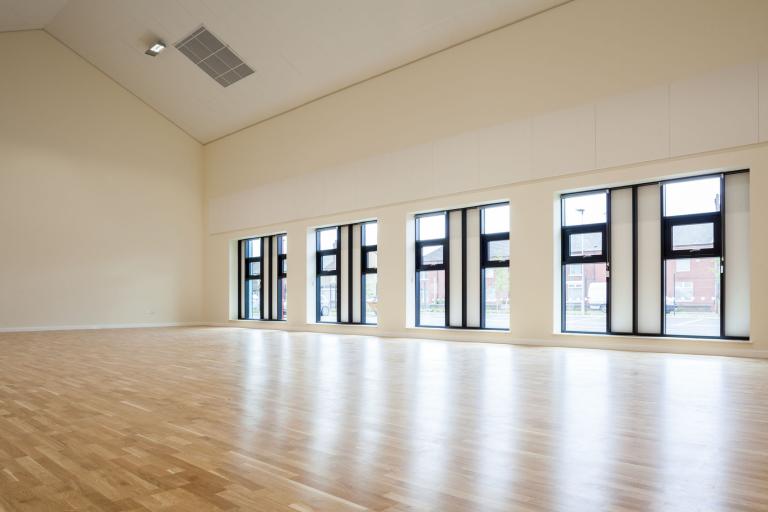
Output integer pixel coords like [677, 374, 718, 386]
[585, 282, 607, 312]
[665, 296, 677, 314]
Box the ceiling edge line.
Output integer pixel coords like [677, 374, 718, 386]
[0, 27, 47, 34]
[203, 0, 574, 146]
[41, 29, 203, 145]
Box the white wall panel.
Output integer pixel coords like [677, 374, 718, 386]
[670, 63, 759, 157]
[449, 210, 464, 327]
[636, 184, 661, 334]
[434, 132, 479, 194]
[477, 118, 533, 187]
[725, 173, 750, 337]
[596, 85, 669, 169]
[610, 188, 634, 333]
[533, 104, 595, 178]
[466, 208, 481, 327]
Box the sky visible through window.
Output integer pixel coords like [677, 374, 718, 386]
[418, 214, 445, 240]
[483, 204, 509, 234]
[563, 192, 607, 225]
[664, 177, 720, 216]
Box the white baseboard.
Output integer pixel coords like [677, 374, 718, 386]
[200, 322, 768, 359]
[0, 322, 203, 333]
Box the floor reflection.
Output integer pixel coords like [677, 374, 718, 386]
[228, 330, 764, 511]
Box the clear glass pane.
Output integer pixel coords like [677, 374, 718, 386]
[318, 228, 338, 250]
[665, 258, 720, 337]
[367, 251, 377, 269]
[246, 279, 261, 320]
[418, 270, 445, 326]
[363, 222, 378, 246]
[321, 254, 336, 272]
[672, 223, 714, 251]
[417, 213, 446, 240]
[563, 192, 607, 226]
[281, 258, 287, 274]
[249, 261, 260, 275]
[483, 267, 509, 329]
[421, 245, 443, 266]
[564, 263, 607, 332]
[482, 204, 510, 234]
[569, 232, 603, 257]
[319, 275, 337, 322]
[279, 277, 287, 320]
[664, 176, 721, 216]
[487, 239, 509, 262]
[279, 235, 287, 255]
[246, 238, 261, 257]
[364, 274, 378, 324]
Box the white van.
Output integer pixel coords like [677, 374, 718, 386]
[586, 282, 607, 312]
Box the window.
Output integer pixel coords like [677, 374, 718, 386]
[560, 191, 608, 333]
[277, 235, 287, 320]
[662, 177, 722, 337]
[315, 221, 378, 324]
[316, 227, 339, 322]
[559, 171, 749, 340]
[362, 222, 378, 324]
[238, 233, 287, 321]
[414, 203, 510, 330]
[481, 205, 510, 329]
[416, 212, 447, 327]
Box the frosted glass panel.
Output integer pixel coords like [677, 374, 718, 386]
[272, 237, 278, 317]
[610, 188, 633, 333]
[724, 173, 750, 337]
[339, 226, 349, 322]
[637, 184, 661, 333]
[449, 210, 463, 327]
[352, 224, 362, 323]
[466, 208, 481, 327]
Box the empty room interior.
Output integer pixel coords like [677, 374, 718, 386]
[2, 0, 768, 510]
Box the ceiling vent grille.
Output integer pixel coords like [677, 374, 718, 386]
[175, 26, 254, 87]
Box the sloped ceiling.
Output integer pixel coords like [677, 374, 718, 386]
[1, 0, 566, 143]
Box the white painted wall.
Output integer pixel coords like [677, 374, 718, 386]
[203, 0, 768, 357]
[0, 31, 203, 330]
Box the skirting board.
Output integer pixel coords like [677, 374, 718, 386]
[0, 322, 204, 333]
[205, 322, 768, 359]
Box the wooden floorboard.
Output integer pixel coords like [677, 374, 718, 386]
[0, 327, 766, 511]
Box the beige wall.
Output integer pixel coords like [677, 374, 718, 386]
[0, 31, 203, 330]
[203, 0, 768, 357]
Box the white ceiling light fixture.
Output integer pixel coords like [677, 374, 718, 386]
[145, 41, 166, 57]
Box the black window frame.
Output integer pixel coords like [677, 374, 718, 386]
[559, 170, 747, 341]
[479, 204, 510, 329]
[559, 189, 610, 335]
[415, 203, 511, 330]
[238, 233, 287, 322]
[415, 212, 449, 328]
[315, 221, 379, 325]
[276, 234, 287, 321]
[316, 226, 341, 323]
[361, 221, 378, 325]
[662, 212, 721, 260]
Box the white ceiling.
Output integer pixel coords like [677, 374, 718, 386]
[1, 0, 565, 143]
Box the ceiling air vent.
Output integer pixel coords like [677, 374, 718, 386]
[175, 26, 254, 87]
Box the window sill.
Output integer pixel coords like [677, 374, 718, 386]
[554, 331, 750, 344]
[409, 326, 510, 333]
[231, 319, 287, 323]
[309, 322, 378, 328]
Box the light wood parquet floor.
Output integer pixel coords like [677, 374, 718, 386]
[0, 327, 767, 511]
